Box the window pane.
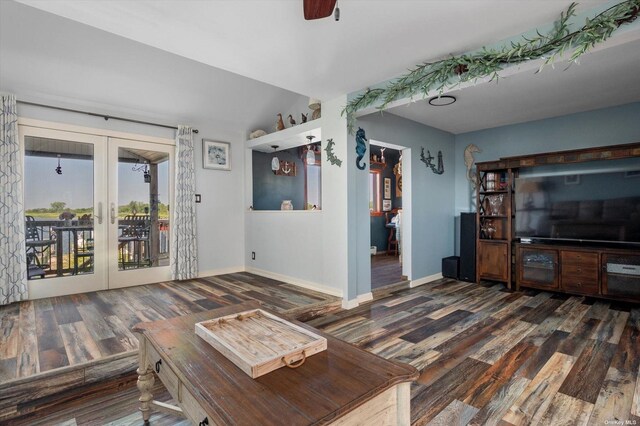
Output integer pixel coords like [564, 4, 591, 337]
[24, 136, 94, 279]
[117, 147, 170, 270]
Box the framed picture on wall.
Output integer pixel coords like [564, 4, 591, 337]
[203, 140, 231, 171]
[383, 199, 392, 211]
[384, 178, 391, 199]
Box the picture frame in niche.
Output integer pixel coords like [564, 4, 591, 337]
[383, 199, 392, 211]
[384, 178, 391, 199]
[564, 174, 580, 185]
[203, 140, 231, 170]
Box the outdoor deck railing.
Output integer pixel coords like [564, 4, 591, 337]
[25, 218, 170, 278]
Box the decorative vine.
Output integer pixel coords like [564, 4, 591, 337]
[343, 1, 640, 132]
[324, 138, 343, 167]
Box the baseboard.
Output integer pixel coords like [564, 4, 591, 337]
[410, 272, 443, 288]
[245, 267, 343, 298]
[198, 266, 244, 278]
[357, 292, 373, 304]
[342, 298, 360, 310]
[341, 291, 374, 310]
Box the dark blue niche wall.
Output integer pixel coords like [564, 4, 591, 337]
[252, 149, 305, 210]
[370, 147, 402, 253]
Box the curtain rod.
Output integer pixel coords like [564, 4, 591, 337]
[17, 100, 199, 134]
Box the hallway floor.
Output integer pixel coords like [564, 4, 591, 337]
[371, 254, 406, 290]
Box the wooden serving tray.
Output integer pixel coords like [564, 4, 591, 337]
[194, 308, 327, 378]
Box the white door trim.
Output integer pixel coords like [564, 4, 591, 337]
[18, 118, 175, 146]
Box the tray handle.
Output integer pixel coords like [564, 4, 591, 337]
[282, 350, 307, 369]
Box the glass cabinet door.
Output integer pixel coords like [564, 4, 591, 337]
[518, 247, 559, 289]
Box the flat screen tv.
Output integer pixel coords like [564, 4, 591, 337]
[515, 168, 640, 246]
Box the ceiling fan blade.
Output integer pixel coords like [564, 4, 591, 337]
[303, 0, 337, 20]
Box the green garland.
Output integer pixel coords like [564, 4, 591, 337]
[343, 1, 639, 132]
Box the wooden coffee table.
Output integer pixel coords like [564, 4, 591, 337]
[133, 301, 418, 425]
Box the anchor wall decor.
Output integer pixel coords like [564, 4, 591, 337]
[420, 147, 444, 175]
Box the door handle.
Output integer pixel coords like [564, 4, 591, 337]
[95, 202, 103, 224]
[110, 203, 116, 224]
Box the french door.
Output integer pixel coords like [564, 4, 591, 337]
[108, 138, 174, 289]
[20, 121, 174, 299]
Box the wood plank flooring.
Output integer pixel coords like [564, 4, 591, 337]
[371, 253, 406, 289]
[0, 272, 340, 383]
[307, 279, 640, 425]
[4, 277, 640, 425]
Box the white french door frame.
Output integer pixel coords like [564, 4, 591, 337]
[19, 125, 108, 299]
[107, 137, 175, 289]
[18, 118, 175, 299]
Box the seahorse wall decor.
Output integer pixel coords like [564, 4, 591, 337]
[324, 138, 342, 167]
[464, 144, 482, 189]
[355, 127, 367, 170]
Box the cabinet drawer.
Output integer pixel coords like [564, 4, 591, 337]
[561, 263, 599, 282]
[146, 343, 180, 400]
[561, 278, 599, 295]
[181, 386, 212, 426]
[561, 251, 598, 267]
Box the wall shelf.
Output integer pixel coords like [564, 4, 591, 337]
[246, 120, 321, 153]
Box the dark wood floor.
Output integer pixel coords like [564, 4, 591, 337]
[0, 272, 340, 383]
[4, 278, 640, 425]
[371, 253, 406, 289]
[308, 280, 640, 425]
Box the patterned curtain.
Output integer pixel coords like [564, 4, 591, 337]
[171, 125, 198, 280]
[0, 94, 28, 304]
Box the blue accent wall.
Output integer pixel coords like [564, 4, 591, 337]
[357, 113, 456, 283]
[252, 149, 305, 210]
[453, 101, 640, 254]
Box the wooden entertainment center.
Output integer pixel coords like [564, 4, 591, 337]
[475, 142, 640, 302]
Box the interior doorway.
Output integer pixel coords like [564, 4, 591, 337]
[369, 140, 410, 290]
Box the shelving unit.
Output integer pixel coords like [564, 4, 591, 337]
[475, 165, 515, 288]
[473, 141, 640, 297]
[245, 120, 321, 153]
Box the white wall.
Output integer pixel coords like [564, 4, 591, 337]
[242, 95, 351, 298]
[321, 95, 353, 301]
[1, 1, 309, 276]
[244, 211, 339, 295]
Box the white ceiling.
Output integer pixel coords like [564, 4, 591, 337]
[13, 0, 613, 100]
[11, 0, 640, 134]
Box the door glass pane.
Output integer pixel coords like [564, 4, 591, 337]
[24, 137, 94, 279]
[117, 148, 170, 271]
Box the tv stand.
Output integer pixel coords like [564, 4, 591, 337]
[475, 141, 640, 301]
[515, 242, 640, 302]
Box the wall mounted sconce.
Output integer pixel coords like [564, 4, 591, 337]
[420, 147, 444, 175]
[271, 145, 280, 173]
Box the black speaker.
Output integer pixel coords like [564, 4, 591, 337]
[442, 256, 460, 279]
[459, 212, 476, 282]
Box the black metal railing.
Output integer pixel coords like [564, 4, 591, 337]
[25, 218, 170, 279]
